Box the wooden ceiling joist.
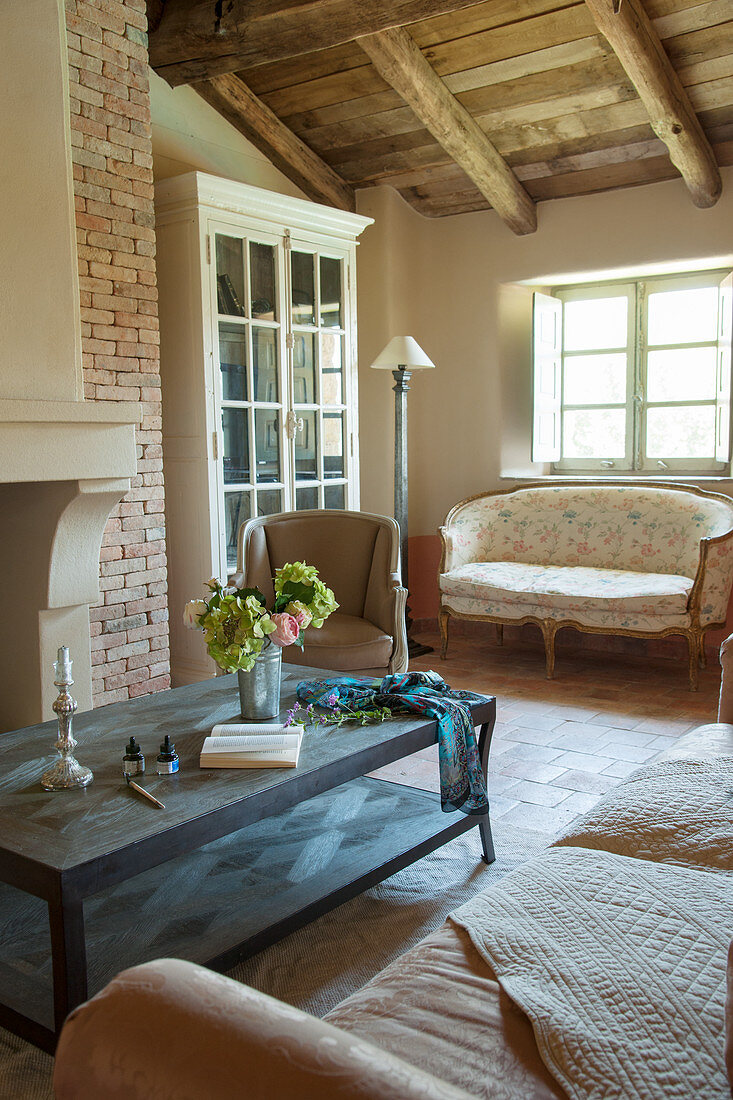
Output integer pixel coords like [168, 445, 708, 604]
[149, 0, 492, 87]
[583, 0, 722, 207]
[356, 26, 537, 235]
[195, 74, 356, 212]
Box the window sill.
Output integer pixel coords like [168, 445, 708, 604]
[500, 472, 733, 484]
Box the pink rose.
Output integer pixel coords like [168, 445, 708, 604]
[269, 612, 300, 647]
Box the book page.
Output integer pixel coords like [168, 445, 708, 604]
[201, 733, 301, 754]
[210, 723, 304, 738]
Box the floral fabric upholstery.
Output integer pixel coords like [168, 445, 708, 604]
[441, 593, 691, 633]
[441, 562, 692, 616]
[442, 485, 733, 630]
[699, 536, 733, 624]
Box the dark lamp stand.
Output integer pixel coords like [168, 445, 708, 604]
[392, 366, 433, 659]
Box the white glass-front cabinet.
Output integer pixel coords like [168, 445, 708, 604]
[155, 173, 372, 684]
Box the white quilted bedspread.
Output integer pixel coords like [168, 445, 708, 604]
[552, 758, 733, 872]
[452, 847, 733, 1100]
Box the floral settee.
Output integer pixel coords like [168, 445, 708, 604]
[438, 481, 733, 689]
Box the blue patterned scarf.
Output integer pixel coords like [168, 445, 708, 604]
[297, 671, 489, 816]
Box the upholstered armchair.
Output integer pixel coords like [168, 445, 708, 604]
[231, 510, 408, 677]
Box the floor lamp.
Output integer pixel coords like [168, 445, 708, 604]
[370, 336, 435, 658]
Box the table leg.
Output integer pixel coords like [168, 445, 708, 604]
[49, 886, 87, 1036]
[477, 717, 496, 865]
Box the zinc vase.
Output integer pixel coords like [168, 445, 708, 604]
[237, 643, 282, 720]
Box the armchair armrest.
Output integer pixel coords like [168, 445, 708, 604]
[54, 959, 472, 1100]
[364, 569, 408, 674]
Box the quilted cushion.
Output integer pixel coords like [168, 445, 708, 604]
[453, 847, 733, 1100]
[721, 941, 726, 1095]
[552, 759, 733, 872]
[440, 561, 693, 615]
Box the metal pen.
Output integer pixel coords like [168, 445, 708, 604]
[125, 774, 166, 809]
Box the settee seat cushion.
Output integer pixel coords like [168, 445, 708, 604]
[440, 561, 693, 616]
[284, 612, 393, 672]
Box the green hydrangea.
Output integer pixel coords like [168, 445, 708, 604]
[198, 586, 276, 672]
[274, 562, 338, 629]
[308, 578, 338, 629]
[188, 565, 338, 672]
[274, 561, 320, 591]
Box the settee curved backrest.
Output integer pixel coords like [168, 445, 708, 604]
[446, 483, 733, 578]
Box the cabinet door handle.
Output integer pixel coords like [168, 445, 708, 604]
[285, 411, 305, 438]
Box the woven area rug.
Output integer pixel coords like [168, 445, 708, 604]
[0, 820, 546, 1099]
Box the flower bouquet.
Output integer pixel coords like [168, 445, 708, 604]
[184, 562, 338, 720]
[183, 561, 338, 672]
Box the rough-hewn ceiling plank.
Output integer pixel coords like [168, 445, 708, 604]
[583, 0, 721, 207]
[356, 26, 537, 234]
[149, 0, 495, 87]
[195, 74, 356, 211]
[145, 0, 166, 34]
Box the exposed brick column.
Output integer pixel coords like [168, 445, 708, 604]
[66, 0, 170, 705]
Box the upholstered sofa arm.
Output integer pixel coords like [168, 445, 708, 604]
[719, 634, 733, 724]
[694, 532, 733, 626]
[439, 526, 454, 572]
[54, 959, 472, 1100]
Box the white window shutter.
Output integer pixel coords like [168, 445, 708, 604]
[716, 272, 732, 464]
[532, 291, 562, 463]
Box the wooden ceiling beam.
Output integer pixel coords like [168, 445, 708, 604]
[583, 0, 721, 207]
[356, 26, 537, 235]
[149, 0, 493, 87]
[195, 74, 356, 211]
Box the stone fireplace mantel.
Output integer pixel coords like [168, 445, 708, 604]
[0, 400, 141, 483]
[0, 401, 140, 732]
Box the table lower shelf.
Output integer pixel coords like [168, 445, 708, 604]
[0, 776, 486, 1046]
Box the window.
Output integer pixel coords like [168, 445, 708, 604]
[532, 269, 733, 473]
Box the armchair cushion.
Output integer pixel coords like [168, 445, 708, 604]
[441, 561, 693, 616]
[293, 613, 393, 672]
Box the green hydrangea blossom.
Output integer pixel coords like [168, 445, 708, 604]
[274, 561, 320, 591]
[188, 564, 338, 672]
[198, 585, 276, 672]
[309, 578, 338, 629]
[274, 562, 338, 629]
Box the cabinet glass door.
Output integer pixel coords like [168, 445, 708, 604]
[290, 248, 350, 512]
[214, 230, 286, 572]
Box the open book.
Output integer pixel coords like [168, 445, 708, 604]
[199, 723, 304, 769]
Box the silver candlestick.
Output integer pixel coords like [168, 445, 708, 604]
[41, 647, 94, 791]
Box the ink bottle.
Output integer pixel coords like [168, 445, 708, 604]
[156, 734, 179, 775]
[123, 736, 145, 776]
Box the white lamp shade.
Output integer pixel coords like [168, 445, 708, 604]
[369, 336, 436, 370]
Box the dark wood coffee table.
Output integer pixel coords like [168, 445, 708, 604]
[0, 664, 495, 1051]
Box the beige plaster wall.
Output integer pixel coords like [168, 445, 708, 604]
[0, 0, 81, 402]
[150, 71, 307, 197]
[356, 169, 733, 538]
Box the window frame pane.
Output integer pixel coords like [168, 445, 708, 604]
[637, 272, 726, 472]
[554, 282, 635, 472]
[549, 270, 731, 476]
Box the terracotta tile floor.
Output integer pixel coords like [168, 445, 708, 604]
[372, 630, 721, 838]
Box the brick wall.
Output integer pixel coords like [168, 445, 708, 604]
[66, 0, 170, 705]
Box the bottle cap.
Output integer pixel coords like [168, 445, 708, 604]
[125, 736, 142, 756]
[158, 734, 176, 759]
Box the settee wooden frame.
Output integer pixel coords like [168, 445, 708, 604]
[438, 480, 733, 691]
